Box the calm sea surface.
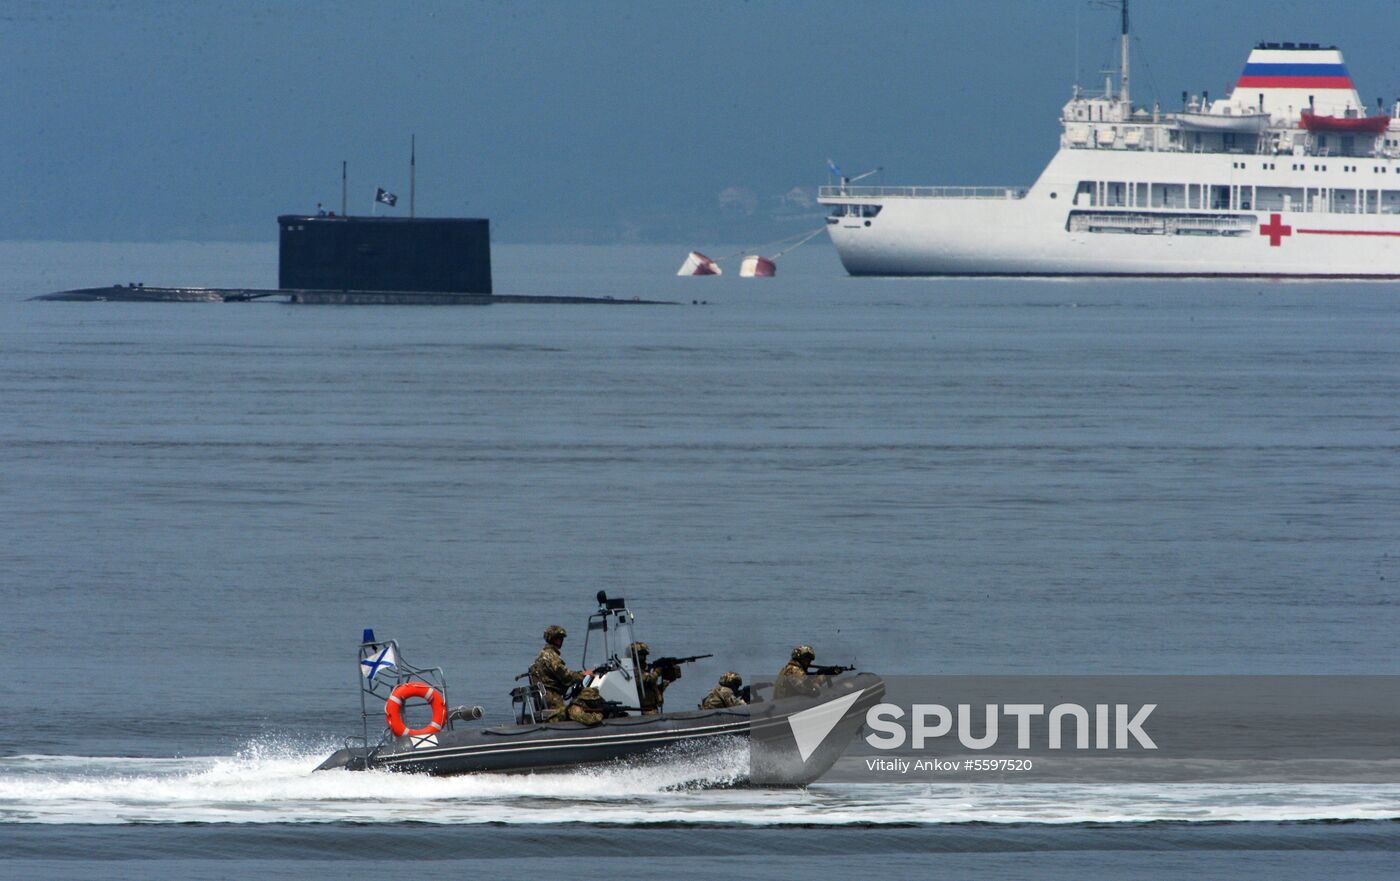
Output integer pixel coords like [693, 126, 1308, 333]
[1, 241, 1397, 879]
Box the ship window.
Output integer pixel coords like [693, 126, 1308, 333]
[1074, 181, 1094, 206]
[858, 204, 882, 218]
[1151, 183, 1184, 208]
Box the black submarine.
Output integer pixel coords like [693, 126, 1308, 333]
[36, 214, 670, 306]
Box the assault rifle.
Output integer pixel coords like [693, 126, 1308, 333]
[806, 663, 856, 677]
[644, 653, 713, 670]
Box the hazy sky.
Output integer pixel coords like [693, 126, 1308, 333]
[9, 0, 1400, 243]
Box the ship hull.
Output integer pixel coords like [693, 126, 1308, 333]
[823, 145, 1400, 279]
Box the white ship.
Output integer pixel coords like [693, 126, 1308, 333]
[820, 3, 1400, 277]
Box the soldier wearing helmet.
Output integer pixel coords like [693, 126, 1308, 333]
[630, 641, 682, 715]
[773, 644, 824, 699]
[700, 671, 746, 709]
[565, 686, 607, 725]
[529, 625, 591, 722]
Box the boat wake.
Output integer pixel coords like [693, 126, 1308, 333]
[1, 740, 1396, 826]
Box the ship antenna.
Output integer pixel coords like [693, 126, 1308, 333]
[1073, 1, 1080, 90]
[1119, 0, 1130, 113]
[410, 134, 416, 219]
[341, 160, 348, 217]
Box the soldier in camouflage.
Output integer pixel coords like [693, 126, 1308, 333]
[529, 625, 591, 722]
[630, 641, 682, 715]
[699, 671, 746, 709]
[773, 645, 824, 699]
[565, 686, 606, 725]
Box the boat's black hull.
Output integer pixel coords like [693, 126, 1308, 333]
[317, 673, 884, 785]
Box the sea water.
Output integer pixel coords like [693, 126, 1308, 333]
[0, 241, 1396, 879]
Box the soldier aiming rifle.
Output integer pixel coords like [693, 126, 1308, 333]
[774, 645, 854, 699]
[629, 644, 711, 714]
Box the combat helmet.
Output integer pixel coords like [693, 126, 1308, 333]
[576, 686, 603, 704]
[719, 671, 742, 689]
[629, 641, 650, 656]
[544, 624, 567, 643]
[791, 644, 815, 662]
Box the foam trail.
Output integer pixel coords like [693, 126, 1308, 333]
[1, 739, 1396, 826]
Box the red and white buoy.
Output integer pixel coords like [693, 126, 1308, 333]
[676, 251, 722, 276]
[739, 255, 777, 277]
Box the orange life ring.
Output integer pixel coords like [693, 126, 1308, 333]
[385, 681, 447, 737]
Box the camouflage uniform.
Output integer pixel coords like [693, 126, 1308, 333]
[700, 672, 746, 709]
[566, 686, 605, 725]
[631, 642, 682, 716]
[529, 626, 587, 722]
[773, 645, 824, 699]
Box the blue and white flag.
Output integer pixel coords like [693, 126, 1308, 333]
[361, 644, 397, 682]
[826, 158, 843, 178]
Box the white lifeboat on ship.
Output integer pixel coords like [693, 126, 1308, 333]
[1175, 111, 1271, 133]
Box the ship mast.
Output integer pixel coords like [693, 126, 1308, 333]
[1119, 0, 1130, 114]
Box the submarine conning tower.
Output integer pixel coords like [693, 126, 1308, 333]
[277, 215, 492, 295]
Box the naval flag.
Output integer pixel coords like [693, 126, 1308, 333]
[826, 158, 843, 179]
[375, 188, 398, 207]
[360, 644, 397, 683]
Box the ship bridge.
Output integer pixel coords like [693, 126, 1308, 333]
[1059, 43, 1399, 161]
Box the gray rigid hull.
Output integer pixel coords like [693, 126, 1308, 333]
[316, 673, 884, 785]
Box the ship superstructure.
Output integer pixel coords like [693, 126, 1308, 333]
[819, 4, 1400, 277]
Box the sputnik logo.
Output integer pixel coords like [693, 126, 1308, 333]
[786, 689, 866, 761]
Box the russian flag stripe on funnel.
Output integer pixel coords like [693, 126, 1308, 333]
[1241, 63, 1349, 78]
[1237, 76, 1353, 89]
[1238, 63, 1353, 90]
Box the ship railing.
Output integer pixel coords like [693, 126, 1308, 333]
[357, 637, 451, 755]
[819, 185, 1027, 200]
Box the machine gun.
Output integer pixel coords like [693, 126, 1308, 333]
[806, 663, 856, 677]
[600, 700, 629, 719]
[644, 653, 713, 671]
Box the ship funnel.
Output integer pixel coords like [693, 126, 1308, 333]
[1233, 45, 1362, 120]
